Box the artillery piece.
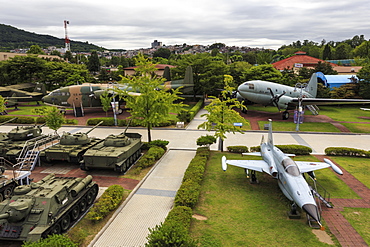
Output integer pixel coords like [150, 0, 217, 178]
[81, 124, 142, 173]
[39, 121, 104, 163]
[0, 173, 98, 242]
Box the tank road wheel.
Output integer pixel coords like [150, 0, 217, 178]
[86, 188, 97, 205]
[70, 205, 80, 220]
[79, 198, 87, 213]
[116, 164, 124, 173]
[4, 186, 14, 199]
[60, 215, 71, 232]
[50, 223, 61, 235]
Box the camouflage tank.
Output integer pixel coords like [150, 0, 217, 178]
[0, 123, 46, 162]
[81, 128, 142, 173]
[0, 173, 98, 242]
[39, 121, 103, 163]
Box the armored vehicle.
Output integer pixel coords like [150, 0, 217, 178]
[39, 121, 103, 163]
[0, 118, 18, 141]
[81, 130, 142, 173]
[0, 123, 46, 162]
[0, 173, 98, 242]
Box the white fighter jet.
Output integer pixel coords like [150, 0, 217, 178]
[221, 119, 343, 229]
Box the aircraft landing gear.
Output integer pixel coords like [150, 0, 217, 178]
[250, 170, 259, 184]
[288, 203, 301, 219]
[282, 111, 289, 120]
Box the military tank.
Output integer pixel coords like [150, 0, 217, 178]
[0, 173, 98, 242]
[0, 123, 46, 162]
[81, 127, 142, 173]
[0, 166, 31, 202]
[0, 118, 18, 141]
[39, 121, 103, 163]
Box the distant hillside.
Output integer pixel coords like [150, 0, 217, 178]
[0, 24, 104, 52]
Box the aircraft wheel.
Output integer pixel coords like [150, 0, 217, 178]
[282, 111, 289, 120]
[60, 215, 71, 232]
[70, 205, 80, 220]
[117, 108, 123, 114]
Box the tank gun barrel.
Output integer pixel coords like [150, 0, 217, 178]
[85, 121, 104, 135]
[0, 212, 9, 220]
[0, 117, 17, 126]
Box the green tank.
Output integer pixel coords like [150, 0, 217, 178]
[0, 173, 98, 242]
[0, 118, 18, 141]
[0, 166, 31, 202]
[39, 121, 103, 163]
[0, 123, 46, 162]
[80, 129, 142, 173]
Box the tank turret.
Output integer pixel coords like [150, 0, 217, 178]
[8, 123, 45, 141]
[39, 121, 104, 163]
[0, 174, 98, 242]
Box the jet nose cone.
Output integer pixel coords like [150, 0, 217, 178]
[302, 204, 320, 222]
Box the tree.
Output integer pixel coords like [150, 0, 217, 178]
[87, 51, 100, 73]
[100, 90, 112, 116]
[0, 96, 5, 114]
[117, 54, 185, 142]
[153, 48, 171, 59]
[27, 45, 45, 55]
[242, 64, 282, 82]
[198, 75, 248, 151]
[322, 44, 332, 60]
[33, 107, 65, 133]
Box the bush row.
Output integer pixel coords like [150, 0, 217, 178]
[86, 117, 176, 127]
[22, 234, 78, 247]
[145, 147, 210, 247]
[86, 185, 125, 222]
[325, 147, 370, 157]
[227, 145, 249, 153]
[249, 144, 312, 155]
[188, 99, 204, 120]
[0, 115, 77, 125]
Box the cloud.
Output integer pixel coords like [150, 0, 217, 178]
[2, 0, 370, 50]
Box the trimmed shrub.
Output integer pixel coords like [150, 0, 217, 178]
[87, 118, 115, 126]
[188, 99, 204, 120]
[86, 185, 125, 222]
[177, 110, 191, 123]
[132, 146, 166, 174]
[325, 147, 370, 157]
[196, 135, 216, 147]
[174, 179, 201, 208]
[227, 145, 248, 153]
[250, 144, 311, 155]
[22, 234, 77, 247]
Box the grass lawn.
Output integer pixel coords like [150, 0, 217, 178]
[318, 105, 370, 122]
[341, 207, 370, 246]
[329, 156, 370, 189]
[340, 123, 370, 133]
[190, 152, 341, 246]
[258, 121, 341, 132]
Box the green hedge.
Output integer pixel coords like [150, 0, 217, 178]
[86, 185, 125, 222]
[227, 145, 248, 153]
[325, 147, 370, 157]
[250, 144, 312, 155]
[188, 99, 204, 120]
[132, 146, 166, 174]
[22, 234, 78, 247]
[0, 115, 35, 124]
[87, 117, 176, 127]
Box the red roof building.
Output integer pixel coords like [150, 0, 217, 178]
[124, 64, 175, 77]
[272, 51, 338, 72]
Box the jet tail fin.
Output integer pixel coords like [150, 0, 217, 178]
[306, 73, 318, 98]
[268, 119, 273, 146]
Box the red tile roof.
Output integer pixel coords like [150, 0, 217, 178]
[272, 52, 338, 70]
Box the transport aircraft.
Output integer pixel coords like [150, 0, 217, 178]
[222, 119, 343, 229]
[236, 73, 370, 119]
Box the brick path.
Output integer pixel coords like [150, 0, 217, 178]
[315, 155, 369, 247]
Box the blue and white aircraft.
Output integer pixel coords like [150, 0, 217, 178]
[221, 119, 343, 229]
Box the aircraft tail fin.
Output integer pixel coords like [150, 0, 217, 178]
[306, 73, 318, 98]
[268, 119, 273, 146]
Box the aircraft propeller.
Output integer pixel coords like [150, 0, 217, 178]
[268, 88, 286, 111]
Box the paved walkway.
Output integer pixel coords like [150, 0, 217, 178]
[314, 156, 370, 247]
[89, 149, 196, 247]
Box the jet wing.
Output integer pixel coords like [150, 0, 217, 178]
[290, 98, 370, 106]
[222, 157, 270, 173]
[295, 158, 343, 175]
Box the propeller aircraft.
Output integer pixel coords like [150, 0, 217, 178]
[0, 83, 47, 108]
[236, 73, 370, 119]
[221, 119, 343, 229]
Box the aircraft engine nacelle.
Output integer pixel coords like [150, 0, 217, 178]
[277, 95, 292, 110]
[270, 166, 278, 178]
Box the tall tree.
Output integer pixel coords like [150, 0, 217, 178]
[88, 51, 100, 73]
[117, 53, 185, 142]
[27, 45, 45, 55]
[198, 75, 248, 151]
[323, 44, 332, 60]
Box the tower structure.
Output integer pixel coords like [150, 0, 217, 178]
[64, 20, 71, 52]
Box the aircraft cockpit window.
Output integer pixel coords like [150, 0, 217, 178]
[248, 84, 254, 90]
[282, 158, 300, 176]
[52, 90, 62, 96]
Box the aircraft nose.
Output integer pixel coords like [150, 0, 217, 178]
[302, 203, 320, 222]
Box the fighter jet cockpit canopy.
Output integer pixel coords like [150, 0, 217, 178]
[282, 158, 300, 176]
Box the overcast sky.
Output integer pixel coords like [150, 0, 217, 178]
[2, 0, 370, 50]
